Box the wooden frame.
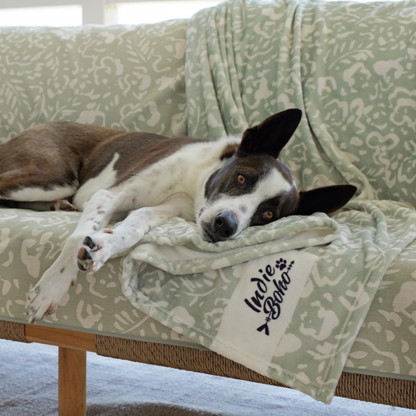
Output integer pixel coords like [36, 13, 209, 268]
[25, 326, 94, 416]
[7, 324, 411, 415]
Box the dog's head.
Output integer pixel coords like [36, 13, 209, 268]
[197, 109, 356, 243]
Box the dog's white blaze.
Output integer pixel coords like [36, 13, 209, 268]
[6, 184, 76, 202]
[74, 153, 120, 210]
[198, 168, 293, 237]
[254, 168, 293, 202]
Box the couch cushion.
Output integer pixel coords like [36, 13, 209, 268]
[0, 206, 195, 346]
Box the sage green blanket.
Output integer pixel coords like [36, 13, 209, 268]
[122, 0, 416, 403]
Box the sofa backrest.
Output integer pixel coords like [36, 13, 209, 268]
[0, 20, 188, 144]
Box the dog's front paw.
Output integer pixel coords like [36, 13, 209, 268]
[25, 265, 76, 323]
[77, 231, 113, 273]
[51, 199, 77, 211]
[26, 284, 62, 323]
[26, 286, 59, 323]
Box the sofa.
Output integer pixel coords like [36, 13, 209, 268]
[1, 0, 415, 414]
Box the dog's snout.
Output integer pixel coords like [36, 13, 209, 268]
[213, 211, 238, 239]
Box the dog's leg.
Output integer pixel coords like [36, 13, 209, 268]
[25, 189, 126, 322]
[76, 194, 194, 274]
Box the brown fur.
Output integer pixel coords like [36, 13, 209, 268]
[0, 121, 205, 199]
[0, 121, 122, 198]
[81, 133, 204, 186]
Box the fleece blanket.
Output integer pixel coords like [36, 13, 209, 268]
[121, 0, 416, 404]
[122, 201, 416, 403]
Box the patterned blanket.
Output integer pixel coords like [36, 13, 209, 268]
[122, 0, 416, 402]
[123, 201, 416, 403]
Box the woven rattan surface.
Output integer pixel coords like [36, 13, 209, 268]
[0, 321, 28, 343]
[96, 334, 416, 409]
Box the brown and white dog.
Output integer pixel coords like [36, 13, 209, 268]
[0, 109, 356, 322]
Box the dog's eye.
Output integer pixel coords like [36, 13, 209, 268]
[237, 174, 246, 185]
[263, 211, 274, 220]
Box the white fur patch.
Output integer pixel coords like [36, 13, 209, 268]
[106, 138, 238, 219]
[74, 153, 120, 210]
[6, 184, 77, 202]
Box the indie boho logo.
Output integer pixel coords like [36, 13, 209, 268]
[244, 258, 294, 336]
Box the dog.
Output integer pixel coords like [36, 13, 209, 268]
[0, 109, 356, 322]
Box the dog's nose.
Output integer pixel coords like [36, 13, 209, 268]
[213, 211, 238, 240]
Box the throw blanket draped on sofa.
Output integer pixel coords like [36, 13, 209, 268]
[122, 0, 416, 403]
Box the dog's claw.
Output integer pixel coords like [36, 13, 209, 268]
[45, 302, 58, 316]
[26, 303, 40, 323]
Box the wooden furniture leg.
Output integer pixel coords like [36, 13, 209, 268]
[59, 347, 87, 416]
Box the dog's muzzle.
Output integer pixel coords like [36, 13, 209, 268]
[202, 210, 239, 242]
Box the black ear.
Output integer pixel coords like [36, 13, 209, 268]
[237, 109, 302, 158]
[295, 185, 357, 216]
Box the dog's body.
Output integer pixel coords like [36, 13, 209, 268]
[0, 109, 356, 322]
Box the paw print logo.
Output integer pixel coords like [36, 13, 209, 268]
[276, 258, 287, 270]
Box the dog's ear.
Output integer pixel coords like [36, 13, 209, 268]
[295, 184, 357, 215]
[238, 109, 302, 158]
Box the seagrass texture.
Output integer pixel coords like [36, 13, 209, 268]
[95, 335, 284, 385]
[95, 334, 416, 409]
[0, 320, 28, 343]
[337, 372, 416, 408]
